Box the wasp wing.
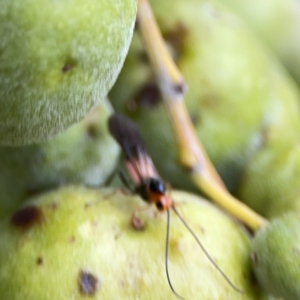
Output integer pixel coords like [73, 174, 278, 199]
[108, 113, 159, 184]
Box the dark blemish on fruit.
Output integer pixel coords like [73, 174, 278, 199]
[130, 214, 145, 231]
[62, 57, 77, 73]
[36, 257, 43, 265]
[86, 124, 98, 139]
[78, 270, 99, 296]
[11, 206, 43, 230]
[134, 81, 161, 109]
[62, 64, 72, 73]
[251, 252, 258, 265]
[164, 22, 189, 61]
[69, 236, 76, 243]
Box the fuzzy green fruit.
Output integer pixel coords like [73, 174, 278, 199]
[0, 186, 265, 299]
[252, 212, 300, 299]
[109, 0, 300, 193]
[0, 0, 136, 145]
[238, 140, 300, 218]
[0, 100, 120, 219]
[219, 0, 300, 85]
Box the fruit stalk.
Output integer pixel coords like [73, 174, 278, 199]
[137, 0, 224, 189]
[136, 0, 268, 231]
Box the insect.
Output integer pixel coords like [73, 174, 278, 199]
[108, 113, 242, 299]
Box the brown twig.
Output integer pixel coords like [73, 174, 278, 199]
[136, 0, 268, 231]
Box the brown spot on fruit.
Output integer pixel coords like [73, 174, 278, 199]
[62, 64, 72, 73]
[78, 270, 99, 296]
[130, 214, 145, 231]
[11, 206, 43, 230]
[134, 81, 161, 109]
[61, 57, 77, 73]
[36, 257, 43, 265]
[164, 22, 189, 60]
[86, 124, 98, 139]
[69, 236, 76, 243]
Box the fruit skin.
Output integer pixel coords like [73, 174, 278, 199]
[0, 0, 137, 145]
[0, 186, 265, 300]
[219, 0, 300, 85]
[237, 140, 300, 218]
[109, 0, 300, 193]
[0, 99, 120, 219]
[252, 212, 300, 300]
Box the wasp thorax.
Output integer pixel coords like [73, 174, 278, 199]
[149, 178, 166, 194]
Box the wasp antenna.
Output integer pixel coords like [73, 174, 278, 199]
[165, 209, 186, 300]
[171, 205, 244, 293]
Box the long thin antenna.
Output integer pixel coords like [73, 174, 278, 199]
[165, 209, 186, 300]
[172, 205, 243, 293]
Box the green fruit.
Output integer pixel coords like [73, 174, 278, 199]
[0, 99, 120, 219]
[0, 186, 265, 299]
[219, 0, 300, 85]
[0, 0, 137, 145]
[109, 0, 300, 193]
[238, 140, 300, 218]
[252, 212, 300, 299]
